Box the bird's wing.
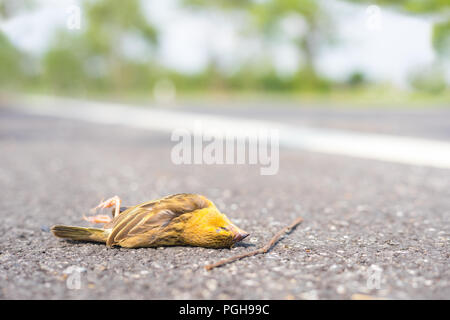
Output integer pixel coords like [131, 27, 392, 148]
[105, 194, 212, 247]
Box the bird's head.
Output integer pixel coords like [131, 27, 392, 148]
[182, 208, 249, 248]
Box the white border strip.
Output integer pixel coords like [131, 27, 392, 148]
[8, 95, 450, 169]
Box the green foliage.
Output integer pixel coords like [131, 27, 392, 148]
[36, 0, 159, 95]
[347, 71, 367, 87]
[184, 0, 253, 10]
[347, 0, 450, 14]
[43, 46, 85, 92]
[184, 0, 325, 70]
[84, 0, 157, 54]
[0, 32, 22, 86]
[1, 0, 448, 97]
[409, 65, 447, 93]
[432, 20, 450, 59]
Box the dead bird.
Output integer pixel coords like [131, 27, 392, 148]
[51, 193, 249, 248]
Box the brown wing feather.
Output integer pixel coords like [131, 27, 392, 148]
[105, 194, 212, 247]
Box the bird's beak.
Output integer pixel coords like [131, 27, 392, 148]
[230, 224, 249, 243]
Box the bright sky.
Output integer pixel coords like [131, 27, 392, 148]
[0, 0, 442, 87]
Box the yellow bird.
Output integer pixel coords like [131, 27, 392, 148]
[51, 193, 249, 248]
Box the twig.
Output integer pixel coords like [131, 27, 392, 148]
[205, 216, 303, 270]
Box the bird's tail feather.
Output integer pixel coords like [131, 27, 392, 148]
[51, 225, 109, 243]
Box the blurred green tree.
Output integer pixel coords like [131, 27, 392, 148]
[0, 1, 35, 90]
[409, 65, 447, 93]
[350, 0, 449, 92]
[347, 71, 367, 87]
[184, 0, 333, 90]
[84, 0, 157, 91]
[349, 0, 450, 60]
[43, 33, 85, 93]
[43, 0, 158, 95]
[433, 20, 450, 59]
[0, 32, 23, 87]
[349, 0, 449, 14]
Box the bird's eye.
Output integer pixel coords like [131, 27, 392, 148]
[216, 227, 228, 233]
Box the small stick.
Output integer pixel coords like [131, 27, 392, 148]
[205, 216, 303, 270]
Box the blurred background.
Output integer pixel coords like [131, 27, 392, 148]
[1, 0, 450, 300]
[0, 0, 449, 106]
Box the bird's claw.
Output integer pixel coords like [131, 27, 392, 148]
[83, 214, 112, 224]
[83, 195, 122, 224]
[92, 195, 122, 218]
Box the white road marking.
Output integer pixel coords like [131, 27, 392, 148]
[8, 95, 450, 169]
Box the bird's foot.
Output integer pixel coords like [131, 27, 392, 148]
[95, 195, 122, 218]
[83, 214, 112, 224]
[83, 195, 122, 224]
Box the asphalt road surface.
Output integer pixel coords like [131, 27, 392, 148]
[0, 103, 449, 299]
[174, 102, 450, 141]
